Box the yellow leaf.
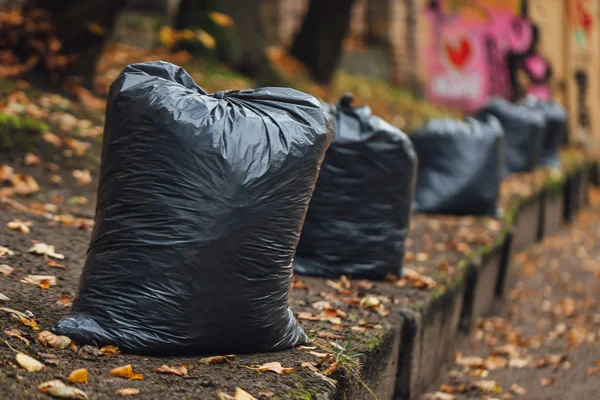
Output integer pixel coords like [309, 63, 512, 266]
[39, 380, 89, 399]
[109, 365, 144, 380]
[37, 331, 72, 349]
[196, 30, 216, 49]
[208, 11, 234, 27]
[158, 26, 177, 47]
[7, 220, 31, 233]
[87, 23, 104, 36]
[116, 388, 140, 396]
[179, 29, 195, 41]
[16, 353, 44, 372]
[67, 368, 88, 384]
[156, 364, 188, 376]
[99, 345, 120, 356]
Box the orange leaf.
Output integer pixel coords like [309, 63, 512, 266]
[156, 364, 188, 376]
[47, 259, 67, 269]
[208, 11, 234, 27]
[109, 365, 144, 380]
[99, 345, 120, 356]
[67, 368, 88, 384]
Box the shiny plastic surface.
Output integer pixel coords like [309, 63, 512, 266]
[477, 97, 545, 175]
[411, 116, 504, 216]
[52, 61, 333, 355]
[294, 95, 416, 279]
[519, 95, 567, 168]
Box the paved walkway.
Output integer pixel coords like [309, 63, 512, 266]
[425, 188, 600, 400]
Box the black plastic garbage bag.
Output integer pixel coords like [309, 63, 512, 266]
[52, 61, 333, 355]
[293, 94, 417, 279]
[518, 95, 567, 168]
[411, 116, 504, 216]
[476, 97, 545, 175]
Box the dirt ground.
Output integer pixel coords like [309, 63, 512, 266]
[424, 188, 600, 400]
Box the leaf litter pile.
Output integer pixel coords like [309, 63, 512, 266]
[424, 188, 600, 400]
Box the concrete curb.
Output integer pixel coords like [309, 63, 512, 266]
[281, 161, 595, 400]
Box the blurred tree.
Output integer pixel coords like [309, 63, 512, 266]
[19, 0, 124, 87]
[290, 0, 357, 84]
[175, 0, 285, 86]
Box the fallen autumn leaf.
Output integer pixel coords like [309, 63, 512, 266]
[116, 388, 140, 396]
[109, 365, 143, 380]
[39, 379, 88, 399]
[28, 243, 64, 259]
[67, 368, 88, 384]
[37, 331, 72, 349]
[156, 364, 188, 376]
[16, 353, 44, 372]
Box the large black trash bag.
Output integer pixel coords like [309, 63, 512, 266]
[293, 94, 417, 279]
[411, 115, 504, 216]
[52, 61, 333, 355]
[476, 97, 545, 175]
[518, 95, 567, 168]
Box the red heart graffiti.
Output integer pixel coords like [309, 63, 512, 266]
[444, 37, 472, 69]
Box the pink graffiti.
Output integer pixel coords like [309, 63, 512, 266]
[422, 2, 552, 110]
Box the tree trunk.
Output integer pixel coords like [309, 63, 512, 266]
[175, 0, 286, 86]
[290, 0, 357, 84]
[22, 0, 125, 88]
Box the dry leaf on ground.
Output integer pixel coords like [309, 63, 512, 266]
[0, 264, 13, 275]
[116, 388, 140, 396]
[156, 364, 188, 376]
[42, 132, 62, 146]
[16, 353, 44, 372]
[4, 328, 30, 345]
[109, 365, 143, 380]
[37, 331, 72, 349]
[429, 392, 456, 400]
[67, 368, 88, 384]
[56, 295, 72, 307]
[234, 388, 257, 400]
[0, 307, 39, 330]
[0, 292, 9, 302]
[72, 169, 92, 185]
[99, 345, 120, 356]
[28, 243, 64, 259]
[248, 362, 294, 374]
[473, 380, 502, 393]
[0, 246, 15, 257]
[199, 355, 236, 365]
[47, 259, 68, 269]
[7, 219, 31, 233]
[540, 377, 555, 386]
[21, 275, 56, 289]
[208, 11, 234, 27]
[510, 384, 527, 395]
[24, 153, 41, 166]
[323, 361, 339, 376]
[39, 380, 88, 399]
